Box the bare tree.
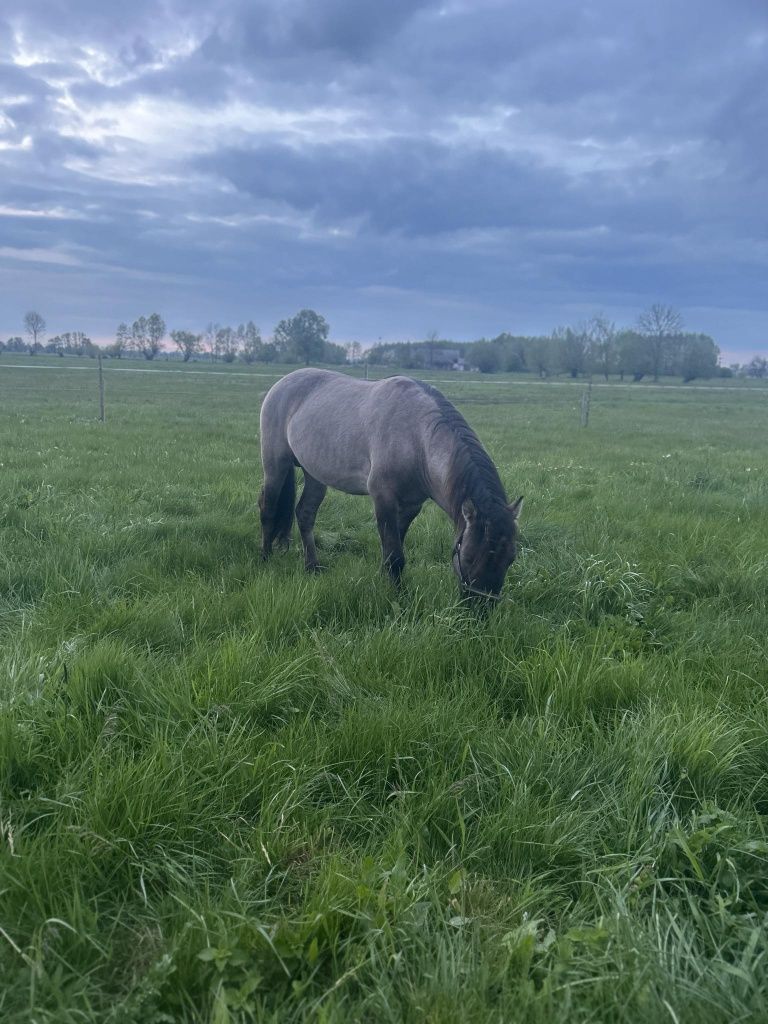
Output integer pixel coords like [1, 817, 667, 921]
[203, 322, 221, 361]
[241, 322, 263, 363]
[637, 304, 683, 381]
[108, 322, 130, 359]
[131, 317, 149, 358]
[216, 325, 240, 363]
[587, 314, 617, 380]
[24, 311, 46, 353]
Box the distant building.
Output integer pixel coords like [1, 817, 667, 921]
[431, 348, 466, 370]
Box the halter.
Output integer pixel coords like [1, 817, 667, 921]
[452, 529, 502, 603]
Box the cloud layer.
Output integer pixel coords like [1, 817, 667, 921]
[1, 0, 767, 354]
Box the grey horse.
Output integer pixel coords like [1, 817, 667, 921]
[258, 368, 523, 600]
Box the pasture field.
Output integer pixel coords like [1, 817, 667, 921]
[1, 357, 767, 1023]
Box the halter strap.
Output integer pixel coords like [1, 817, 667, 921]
[453, 530, 501, 602]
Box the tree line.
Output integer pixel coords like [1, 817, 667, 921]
[3, 305, 768, 381]
[1, 312, 95, 358]
[0, 309, 343, 365]
[107, 309, 346, 365]
[367, 306, 738, 382]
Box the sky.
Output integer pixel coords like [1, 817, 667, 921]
[1, 0, 767, 361]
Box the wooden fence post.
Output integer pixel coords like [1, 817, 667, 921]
[98, 352, 105, 422]
[580, 380, 592, 427]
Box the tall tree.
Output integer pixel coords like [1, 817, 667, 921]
[241, 322, 263, 363]
[617, 330, 651, 381]
[146, 313, 166, 360]
[637, 304, 683, 381]
[216, 325, 240, 362]
[131, 314, 165, 360]
[201, 322, 221, 361]
[554, 325, 590, 378]
[171, 329, 202, 362]
[273, 309, 329, 365]
[131, 317, 148, 358]
[112, 322, 130, 359]
[78, 334, 98, 358]
[24, 311, 46, 354]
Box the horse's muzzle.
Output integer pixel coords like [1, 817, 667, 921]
[459, 581, 502, 604]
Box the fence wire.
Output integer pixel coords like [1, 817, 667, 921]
[1, 358, 765, 427]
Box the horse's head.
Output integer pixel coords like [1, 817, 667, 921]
[452, 496, 523, 602]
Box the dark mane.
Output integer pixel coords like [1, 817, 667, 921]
[415, 380, 509, 525]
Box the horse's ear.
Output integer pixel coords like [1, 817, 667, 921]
[508, 496, 524, 519]
[461, 498, 477, 524]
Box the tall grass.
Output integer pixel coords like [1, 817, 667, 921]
[1, 360, 767, 1021]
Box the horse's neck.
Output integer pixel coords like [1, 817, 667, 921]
[423, 445, 475, 529]
[423, 435, 504, 529]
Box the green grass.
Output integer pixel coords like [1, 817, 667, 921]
[1, 356, 767, 1023]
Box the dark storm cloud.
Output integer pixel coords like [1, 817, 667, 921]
[1, 0, 767, 355]
[199, 139, 581, 237]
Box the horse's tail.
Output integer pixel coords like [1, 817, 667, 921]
[273, 463, 296, 543]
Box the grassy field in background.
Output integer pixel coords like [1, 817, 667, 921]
[1, 356, 767, 1022]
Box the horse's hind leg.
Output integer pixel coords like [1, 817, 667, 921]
[259, 455, 295, 560]
[296, 471, 327, 572]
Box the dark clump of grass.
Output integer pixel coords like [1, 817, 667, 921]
[0, 362, 767, 1022]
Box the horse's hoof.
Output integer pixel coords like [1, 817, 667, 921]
[305, 563, 328, 574]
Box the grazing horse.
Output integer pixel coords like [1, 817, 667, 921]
[258, 368, 523, 600]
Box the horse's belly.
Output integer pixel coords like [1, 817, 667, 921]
[302, 458, 370, 495]
[288, 425, 371, 495]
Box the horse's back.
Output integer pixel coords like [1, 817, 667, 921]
[260, 369, 434, 495]
[261, 369, 429, 428]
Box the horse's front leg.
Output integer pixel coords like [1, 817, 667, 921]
[371, 491, 405, 584]
[296, 472, 327, 572]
